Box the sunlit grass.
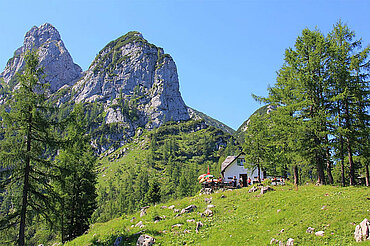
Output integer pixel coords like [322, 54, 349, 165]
[66, 184, 370, 245]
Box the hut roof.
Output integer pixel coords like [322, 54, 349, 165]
[220, 153, 244, 174]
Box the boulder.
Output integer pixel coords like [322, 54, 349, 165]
[261, 186, 274, 194]
[136, 234, 155, 246]
[140, 206, 150, 217]
[180, 205, 197, 214]
[315, 231, 325, 237]
[196, 221, 203, 233]
[354, 218, 370, 242]
[248, 186, 258, 193]
[207, 204, 215, 209]
[168, 205, 175, 209]
[306, 227, 315, 233]
[286, 238, 294, 246]
[202, 208, 213, 217]
[172, 224, 183, 228]
[204, 197, 212, 203]
[135, 221, 143, 227]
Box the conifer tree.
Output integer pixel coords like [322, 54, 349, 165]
[53, 104, 97, 242]
[327, 21, 370, 186]
[0, 51, 59, 246]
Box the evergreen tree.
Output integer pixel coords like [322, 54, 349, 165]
[53, 104, 97, 242]
[145, 179, 161, 205]
[0, 51, 59, 246]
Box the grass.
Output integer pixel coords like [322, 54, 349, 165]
[66, 184, 370, 246]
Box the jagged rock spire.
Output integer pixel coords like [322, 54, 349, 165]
[1, 23, 82, 92]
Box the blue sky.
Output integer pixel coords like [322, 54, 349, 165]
[0, 0, 369, 130]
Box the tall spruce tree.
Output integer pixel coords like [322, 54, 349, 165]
[0, 51, 59, 246]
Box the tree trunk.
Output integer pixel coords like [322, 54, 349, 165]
[326, 147, 333, 184]
[347, 139, 356, 185]
[293, 165, 299, 185]
[315, 138, 326, 185]
[365, 164, 369, 187]
[257, 160, 261, 183]
[344, 101, 356, 185]
[19, 112, 32, 246]
[340, 135, 345, 186]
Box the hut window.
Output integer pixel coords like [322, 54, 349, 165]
[237, 158, 245, 166]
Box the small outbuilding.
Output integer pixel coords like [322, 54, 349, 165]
[220, 153, 264, 186]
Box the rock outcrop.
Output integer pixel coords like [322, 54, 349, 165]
[0, 23, 82, 92]
[72, 31, 189, 128]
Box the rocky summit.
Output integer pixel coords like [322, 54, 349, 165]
[1, 24, 200, 153]
[0, 23, 82, 92]
[72, 31, 190, 128]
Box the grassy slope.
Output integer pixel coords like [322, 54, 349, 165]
[67, 185, 370, 246]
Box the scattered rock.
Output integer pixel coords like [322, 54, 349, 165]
[136, 234, 155, 246]
[270, 238, 284, 245]
[135, 221, 143, 228]
[315, 231, 325, 237]
[200, 188, 213, 195]
[196, 221, 203, 233]
[205, 197, 212, 203]
[130, 217, 136, 223]
[153, 216, 163, 223]
[280, 229, 285, 233]
[187, 219, 196, 223]
[140, 206, 150, 217]
[221, 195, 226, 198]
[202, 208, 213, 217]
[160, 205, 167, 209]
[174, 209, 180, 213]
[248, 186, 258, 193]
[172, 224, 183, 228]
[114, 236, 123, 246]
[207, 204, 215, 209]
[321, 205, 327, 210]
[184, 229, 191, 234]
[354, 218, 370, 242]
[180, 205, 197, 215]
[277, 209, 281, 213]
[286, 238, 294, 246]
[306, 227, 315, 233]
[260, 186, 274, 194]
[168, 205, 175, 209]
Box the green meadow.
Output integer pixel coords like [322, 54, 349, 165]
[67, 184, 370, 245]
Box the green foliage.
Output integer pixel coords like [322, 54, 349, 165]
[52, 104, 97, 243]
[251, 22, 369, 186]
[91, 119, 237, 223]
[0, 51, 61, 245]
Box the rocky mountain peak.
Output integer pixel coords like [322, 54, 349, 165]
[1, 23, 82, 92]
[22, 23, 61, 52]
[73, 31, 190, 128]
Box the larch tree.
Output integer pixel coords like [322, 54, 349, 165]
[327, 21, 370, 186]
[0, 51, 60, 246]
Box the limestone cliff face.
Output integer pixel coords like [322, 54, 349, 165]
[0, 23, 82, 92]
[72, 31, 189, 128]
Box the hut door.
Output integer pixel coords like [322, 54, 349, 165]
[240, 174, 248, 187]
